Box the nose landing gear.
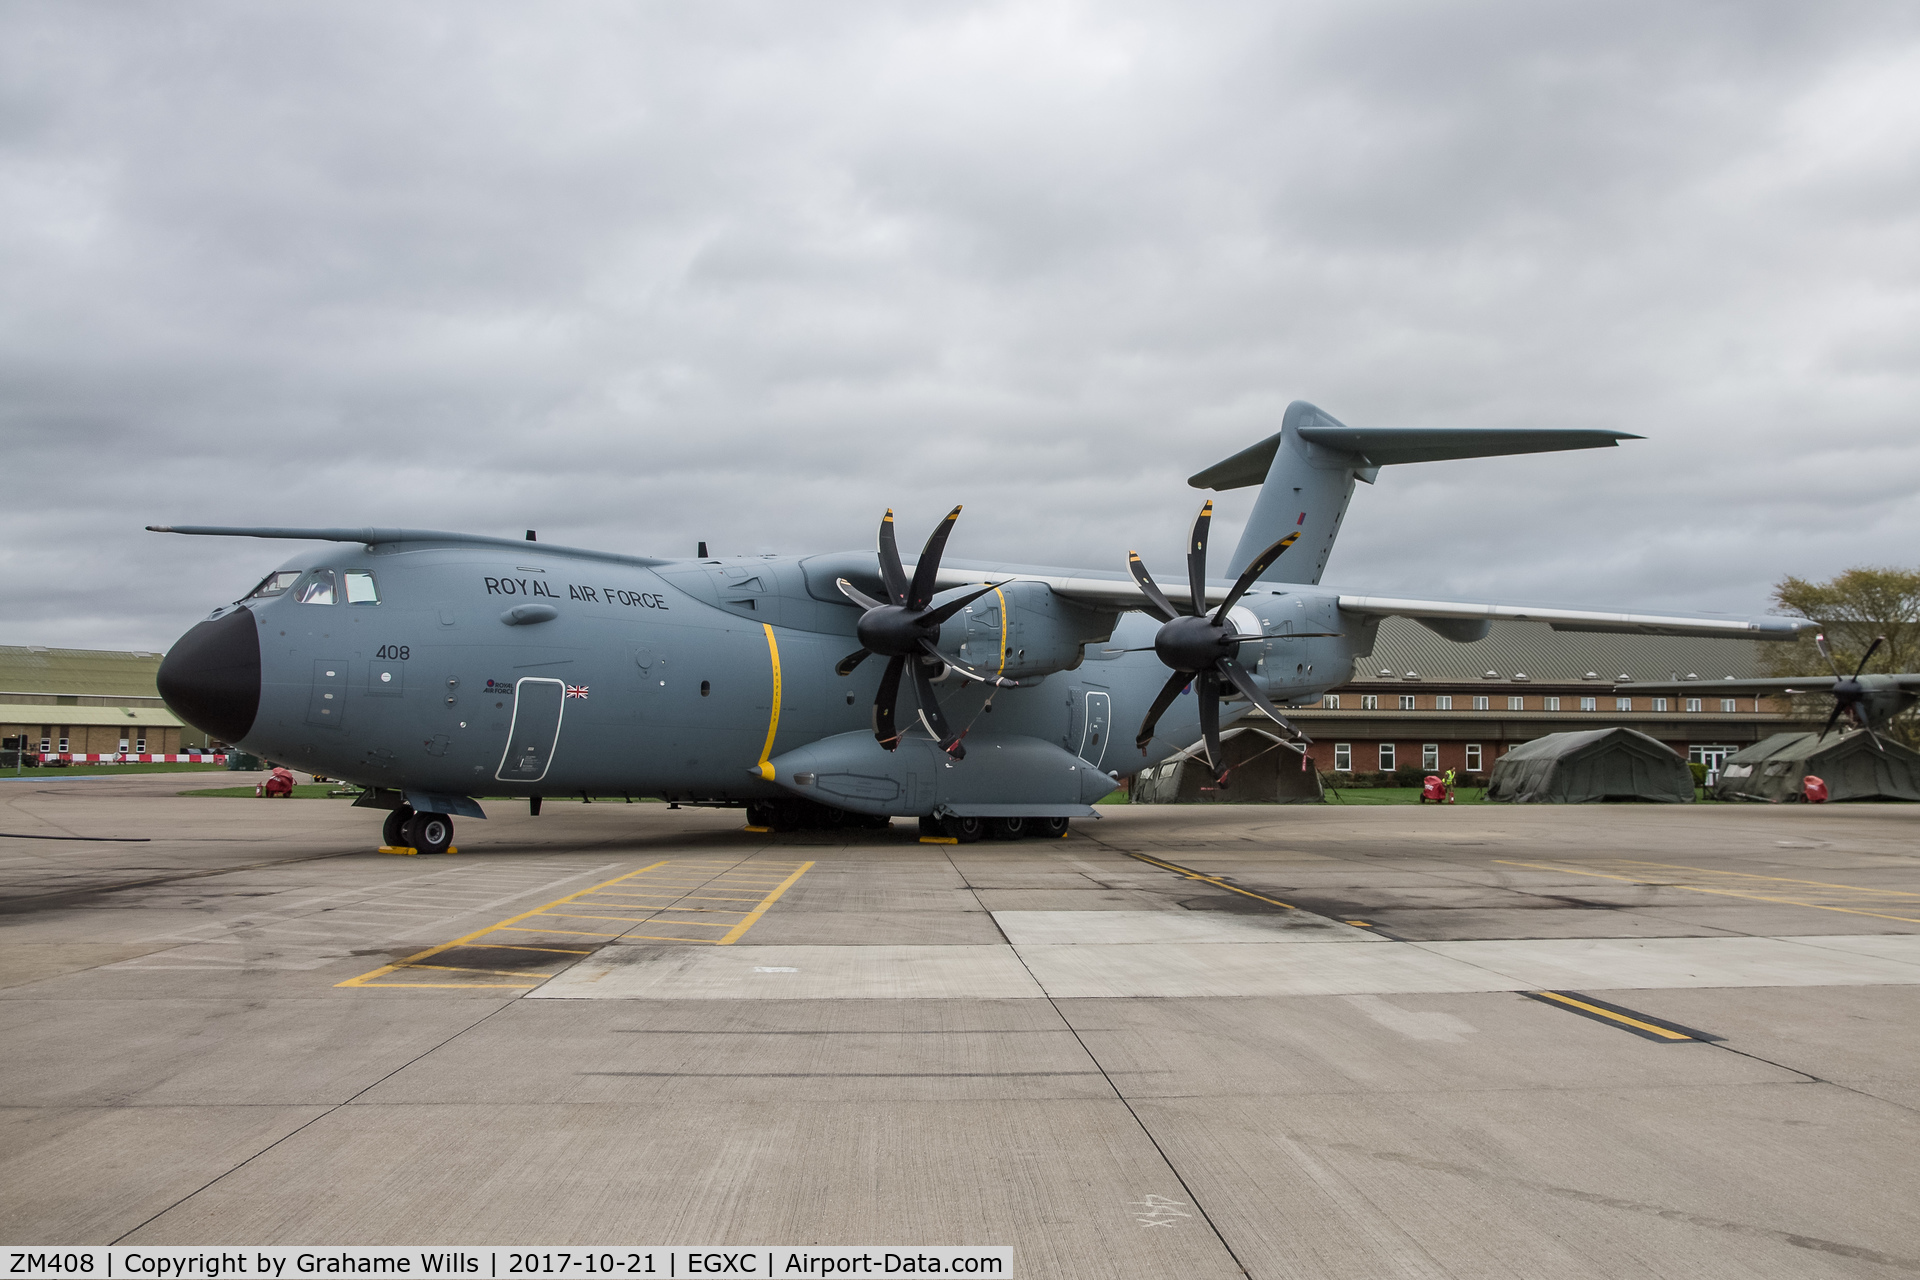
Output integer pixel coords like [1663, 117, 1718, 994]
[379, 803, 458, 855]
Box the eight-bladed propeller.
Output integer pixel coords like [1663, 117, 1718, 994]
[1128, 501, 1327, 783]
[835, 507, 1011, 759]
[1816, 632, 1888, 752]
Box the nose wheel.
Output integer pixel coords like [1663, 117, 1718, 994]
[379, 804, 457, 855]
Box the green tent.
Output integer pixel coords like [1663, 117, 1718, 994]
[1132, 725, 1323, 804]
[1487, 728, 1693, 804]
[1714, 731, 1920, 803]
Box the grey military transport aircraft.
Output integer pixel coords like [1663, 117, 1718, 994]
[151, 400, 1810, 851]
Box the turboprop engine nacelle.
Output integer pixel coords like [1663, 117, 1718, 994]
[935, 580, 1115, 683]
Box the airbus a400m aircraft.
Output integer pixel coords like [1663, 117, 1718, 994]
[151, 401, 1809, 851]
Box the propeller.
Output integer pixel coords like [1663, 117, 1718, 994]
[834, 507, 1011, 758]
[1815, 632, 1887, 752]
[1127, 500, 1318, 783]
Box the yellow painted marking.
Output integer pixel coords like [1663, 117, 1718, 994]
[1126, 851, 1296, 909]
[337, 861, 672, 987]
[493, 925, 626, 937]
[744, 823, 772, 831]
[1498, 858, 1920, 925]
[402, 963, 557, 978]
[532, 912, 659, 924]
[1533, 991, 1693, 1041]
[755, 622, 783, 779]
[992, 585, 1009, 680]
[483, 944, 593, 955]
[717, 861, 815, 944]
[920, 836, 959, 844]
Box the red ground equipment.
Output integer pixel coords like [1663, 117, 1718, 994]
[258, 767, 295, 798]
[1803, 775, 1829, 804]
[1420, 775, 1455, 804]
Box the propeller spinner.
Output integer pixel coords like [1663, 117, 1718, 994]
[1816, 632, 1888, 752]
[1128, 500, 1326, 783]
[835, 507, 1010, 759]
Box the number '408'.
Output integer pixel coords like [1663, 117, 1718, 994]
[376, 644, 410, 660]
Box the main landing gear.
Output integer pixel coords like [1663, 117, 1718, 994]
[380, 804, 456, 855]
[920, 815, 1070, 843]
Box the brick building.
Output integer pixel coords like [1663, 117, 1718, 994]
[1278, 617, 1812, 779]
[0, 646, 209, 759]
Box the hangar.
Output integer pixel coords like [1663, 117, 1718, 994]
[0, 645, 208, 759]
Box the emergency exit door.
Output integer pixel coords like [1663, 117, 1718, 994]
[1077, 690, 1112, 770]
[496, 678, 567, 782]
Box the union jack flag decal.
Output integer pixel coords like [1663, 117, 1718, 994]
[565, 685, 589, 699]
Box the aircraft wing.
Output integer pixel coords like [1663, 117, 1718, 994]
[1332, 595, 1812, 641]
[1613, 677, 1837, 695]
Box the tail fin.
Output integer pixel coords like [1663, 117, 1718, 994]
[1193, 401, 1638, 585]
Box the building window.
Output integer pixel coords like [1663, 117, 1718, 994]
[1654, 698, 1668, 712]
[1399, 695, 1416, 711]
[1721, 699, 1736, 713]
[1545, 697, 1561, 712]
[1686, 698, 1702, 712]
[40, 737, 51, 753]
[1616, 697, 1632, 712]
[1508, 696, 1524, 711]
[1473, 696, 1488, 710]
[1436, 695, 1453, 710]
[1378, 743, 1396, 771]
[58, 736, 68, 753]
[1323, 695, 1340, 710]
[1422, 743, 1439, 770]
[135, 736, 146, 752]
[1362, 695, 1378, 711]
[1580, 697, 1597, 712]
[1334, 743, 1351, 771]
[1465, 743, 1482, 771]
[119, 737, 130, 752]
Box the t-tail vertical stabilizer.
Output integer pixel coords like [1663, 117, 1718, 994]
[1191, 401, 1640, 586]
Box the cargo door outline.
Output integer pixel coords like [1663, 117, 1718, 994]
[1077, 690, 1112, 769]
[496, 677, 567, 782]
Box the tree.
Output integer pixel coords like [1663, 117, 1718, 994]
[1767, 567, 1920, 746]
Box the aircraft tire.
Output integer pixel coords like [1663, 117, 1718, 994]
[382, 805, 413, 848]
[941, 815, 986, 843]
[403, 811, 454, 855]
[986, 817, 1026, 841]
[1032, 817, 1070, 839]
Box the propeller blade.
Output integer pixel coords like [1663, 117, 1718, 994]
[922, 581, 1003, 626]
[908, 505, 963, 611]
[919, 639, 1016, 688]
[873, 654, 907, 749]
[910, 656, 965, 757]
[1185, 500, 1213, 616]
[1817, 700, 1845, 742]
[1212, 532, 1302, 624]
[1135, 669, 1191, 751]
[1816, 633, 1842, 680]
[877, 510, 909, 606]
[835, 648, 871, 677]
[835, 578, 884, 611]
[1854, 635, 1887, 679]
[1126, 553, 1180, 622]
[1218, 658, 1311, 747]
[1866, 722, 1889, 754]
[1196, 670, 1224, 783]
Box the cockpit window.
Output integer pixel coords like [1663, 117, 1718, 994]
[295, 570, 338, 605]
[343, 572, 379, 604]
[244, 570, 302, 600]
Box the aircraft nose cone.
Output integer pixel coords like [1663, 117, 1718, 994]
[157, 608, 261, 744]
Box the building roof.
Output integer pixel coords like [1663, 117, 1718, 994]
[0, 703, 185, 728]
[1347, 617, 1766, 686]
[0, 646, 165, 698]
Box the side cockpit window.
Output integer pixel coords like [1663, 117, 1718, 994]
[296, 569, 337, 605]
[244, 570, 302, 600]
[343, 572, 379, 604]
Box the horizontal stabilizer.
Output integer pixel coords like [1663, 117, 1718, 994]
[1191, 426, 1640, 490]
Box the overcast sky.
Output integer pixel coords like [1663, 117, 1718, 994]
[4, 1, 1919, 651]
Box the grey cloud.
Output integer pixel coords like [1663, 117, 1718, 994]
[3, 0, 1919, 649]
